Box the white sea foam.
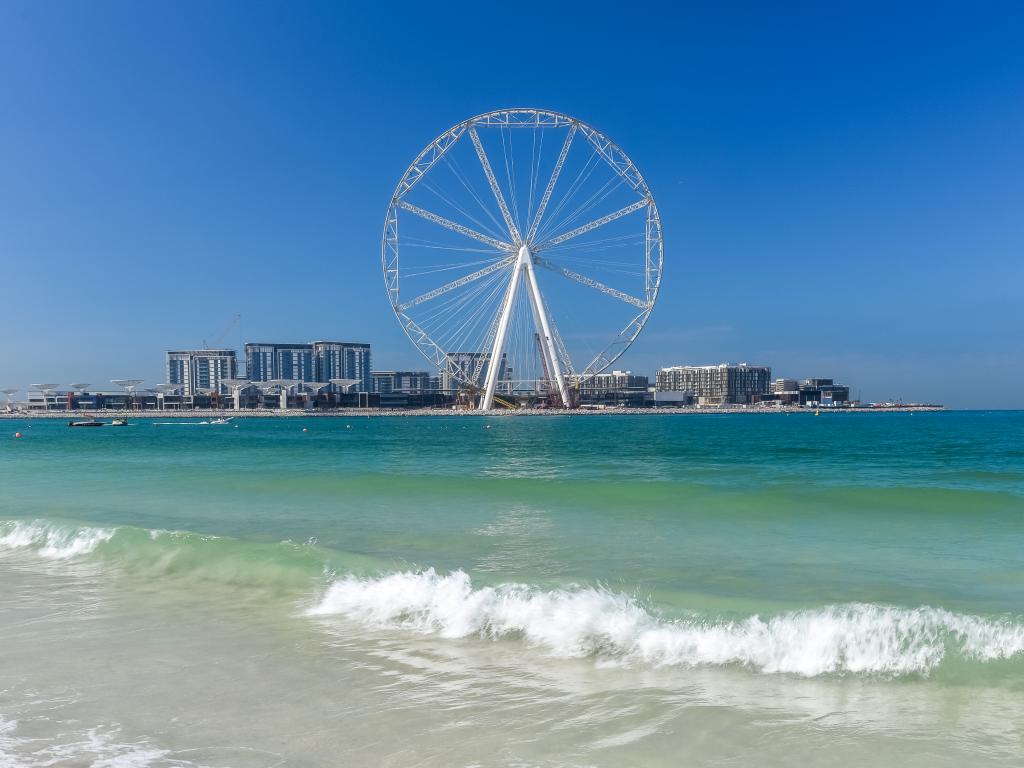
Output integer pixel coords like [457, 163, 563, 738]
[307, 569, 1024, 676]
[0, 719, 171, 768]
[0, 520, 114, 560]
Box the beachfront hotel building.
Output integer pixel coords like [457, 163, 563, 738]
[166, 349, 238, 395]
[244, 341, 371, 391]
[313, 341, 372, 393]
[245, 343, 315, 383]
[656, 363, 771, 405]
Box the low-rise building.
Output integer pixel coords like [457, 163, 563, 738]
[575, 371, 650, 407]
[372, 371, 435, 394]
[799, 378, 850, 406]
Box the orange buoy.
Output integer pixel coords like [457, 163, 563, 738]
[14, 432, 22, 438]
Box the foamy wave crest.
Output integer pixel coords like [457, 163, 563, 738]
[307, 569, 1024, 676]
[0, 520, 115, 559]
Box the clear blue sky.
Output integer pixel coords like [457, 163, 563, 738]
[2, 2, 1022, 407]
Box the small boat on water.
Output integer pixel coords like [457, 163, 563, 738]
[109, 418, 129, 426]
[69, 420, 103, 427]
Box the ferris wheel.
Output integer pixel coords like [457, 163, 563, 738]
[382, 109, 663, 409]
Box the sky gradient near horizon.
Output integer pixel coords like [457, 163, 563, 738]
[1, 2, 1022, 408]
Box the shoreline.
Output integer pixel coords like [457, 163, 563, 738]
[2, 405, 945, 419]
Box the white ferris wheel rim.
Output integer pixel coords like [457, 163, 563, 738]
[381, 108, 663, 401]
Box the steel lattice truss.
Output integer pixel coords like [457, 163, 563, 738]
[381, 108, 664, 408]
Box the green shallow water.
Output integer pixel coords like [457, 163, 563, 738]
[1, 411, 1023, 766]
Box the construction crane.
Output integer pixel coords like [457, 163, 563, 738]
[534, 332, 563, 408]
[203, 314, 241, 350]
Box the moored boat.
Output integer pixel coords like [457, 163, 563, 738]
[68, 420, 103, 427]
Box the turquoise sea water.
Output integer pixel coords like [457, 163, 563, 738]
[1, 411, 1023, 766]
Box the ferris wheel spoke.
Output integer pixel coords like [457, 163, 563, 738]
[397, 255, 515, 312]
[533, 257, 647, 310]
[397, 200, 514, 251]
[467, 125, 522, 244]
[536, 198, 650, 250]
[526, 123, 576, 245]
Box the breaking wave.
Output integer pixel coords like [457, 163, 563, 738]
[4, 519, 1024, 678]
[307, 568, 1024, 677]
[0, 519, 114, 559]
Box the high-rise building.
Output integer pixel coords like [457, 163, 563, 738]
[313, 341, 371, 392]
[372, 371, 435, 394]
[244, 343, 315, 383]
[166, 350, 238, 395]
[656, 363, 771, 405]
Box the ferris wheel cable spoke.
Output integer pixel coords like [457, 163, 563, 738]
[422, 179, 508, 241]
[404, 258, 508, 278]
[403, 243, 504, 256]
[397, 256, 515, 312]
[533, 257, 647, 309]
[417, 272, 507, 331]
[537, 139, 607, 236]
[470, 304, 506, 384]
[526, 125, 540, 230]
[430, 262, 508, 334]
[535, 144, 601, 240]
[526, 124, 576, 244]
[541, 231, 644, 251]
[536, 198, 650, 250]
[537, 172, 625, 241]
[441, 154, 509, 236]
[397, 200, 514, 252]
[499, 125, 523, 234]
[536, 159, 630, 240]
[467, 125, 521, 243]
[419, 262, 509, 327]
[443, 273, 509, 356]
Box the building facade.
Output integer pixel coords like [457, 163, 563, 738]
[313, 341, 371, 392]
[799, 378, 850, 406]
[244, 343, 315, 383]
[166, 349, 238, 395]
[656, 363, 771, 405]
[372, 371, 435, 394]
[575, 371, 650, 407]
[244, 342, 371, 390]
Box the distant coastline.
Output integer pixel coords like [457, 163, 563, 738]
[2, 405, 945, 419]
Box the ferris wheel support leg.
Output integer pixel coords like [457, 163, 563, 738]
[480, 257, 524, 410]
[523, 253, 571, 408]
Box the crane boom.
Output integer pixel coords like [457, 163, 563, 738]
[204, 314, 241, 349]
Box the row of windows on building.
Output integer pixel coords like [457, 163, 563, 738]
[166, 343, 372, 395]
